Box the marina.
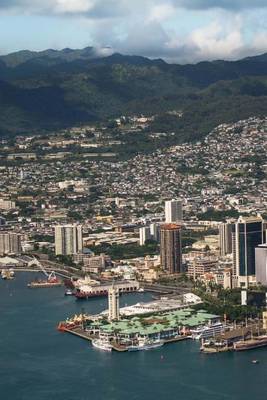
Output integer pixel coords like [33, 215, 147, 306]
[2, 272, 267, 400]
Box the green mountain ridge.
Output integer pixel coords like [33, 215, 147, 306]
[0, 48, 267, 139]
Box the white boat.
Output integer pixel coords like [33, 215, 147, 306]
[65, 289, 73, 296]
[191, 322, 224, 340]
[9, 269, 15, 277]
[1, 270, 7, 279]
[1, 269, 14, 280]
[92, 339, 113, 352]
[128, 337, 164, 351]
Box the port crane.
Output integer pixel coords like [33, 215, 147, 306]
[28, 258, 57, 282]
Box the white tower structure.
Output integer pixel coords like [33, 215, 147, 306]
[108, 285, 120, 321]
[165, 199, 183, 223]
[54, 224, 83, 255]
[139, 226, 151, 245]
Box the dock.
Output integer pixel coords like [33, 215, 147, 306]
[61, 326, 190, 352]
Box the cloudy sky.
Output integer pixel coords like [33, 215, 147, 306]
[0, 0, 267, 63]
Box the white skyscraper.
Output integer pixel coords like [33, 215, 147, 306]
[165, 199, 183, 223]
[54, 225, 83, 256]
[0, 233, 21, 255]
[108, 285, 120, 321]
[139, 226, 151, 246]
[150, 223, 160, 242]
[255, 244, 267, 286]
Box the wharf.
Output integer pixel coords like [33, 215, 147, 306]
[64, 327, 93, 342]
[201, 346, 230, 353]
[63, 326, 190, 351]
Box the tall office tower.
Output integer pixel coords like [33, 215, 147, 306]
[150, 223, 160, 242]
[54, 225, 83, 256]
[232, 216, 264, 287]
[108, 285, 120, 321]
[160, 223, 182, 274]
[219, 221, 234, 256]
[255, 244, 267, 286]
[139, 226, 151, 246]
[0, 233, 21, 255]
[165, 199, 183, 223]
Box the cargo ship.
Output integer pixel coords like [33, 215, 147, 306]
[28, 271, 63, 288]
[27, 279, 63, 288]
[233, 335, 267, 351]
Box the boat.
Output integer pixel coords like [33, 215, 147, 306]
[191, 322, 224, 340]
[65, 289, 74, 296]
[128, 337, 164, 351]
[252, 360, 259, 364]
[233, 335, 267, 351]
[1, 269, 14, 280]
[92, 339, 113, 352]
[28, 270, 63, 288]
[28, 280, 63, 288]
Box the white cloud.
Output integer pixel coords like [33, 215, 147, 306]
[54, 0, 94, 14]
[148, 4, 175, 22]
[0, 0, 267, 62]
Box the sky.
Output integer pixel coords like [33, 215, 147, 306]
[0, 0, 267, 63]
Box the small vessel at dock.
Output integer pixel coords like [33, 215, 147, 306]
[92, 338, 113, 352]
[233, 335, 267, 351]
[1, 269, 15, 280]
[128, 337, 164, 351]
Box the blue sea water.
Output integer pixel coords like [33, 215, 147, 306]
[1, 272, 267, 400]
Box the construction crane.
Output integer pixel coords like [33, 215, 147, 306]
[28, 258, 57, 282]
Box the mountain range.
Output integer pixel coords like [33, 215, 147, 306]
[0, 47, 267, 139]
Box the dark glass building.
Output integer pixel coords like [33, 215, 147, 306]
[160, 224, 182, 274]
[233, 216, 264, 287]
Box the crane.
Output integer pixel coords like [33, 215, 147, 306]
[28, 258, 57, 282]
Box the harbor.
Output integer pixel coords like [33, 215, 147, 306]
[57, 284, 267, 355]
[57, 284, 226, 352]
[2, 271, 267, 400]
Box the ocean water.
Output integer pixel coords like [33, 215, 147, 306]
[1, 272, 267, 400]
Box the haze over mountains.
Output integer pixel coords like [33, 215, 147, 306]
[0, 47, 267, 139]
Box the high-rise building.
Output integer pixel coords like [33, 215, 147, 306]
[232, 216, 264, 287]
[160, 223, 182, 274]
[165, 199, 183, 223]
[219, 221, 234, 256]
[139, 226, 151, 246]
[54, 225, 83, 256]
[108, 285, 120, 321]
[0, 232, 21, 255]
[150, 223, 160, 242]
[255, 243, 267, 286]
